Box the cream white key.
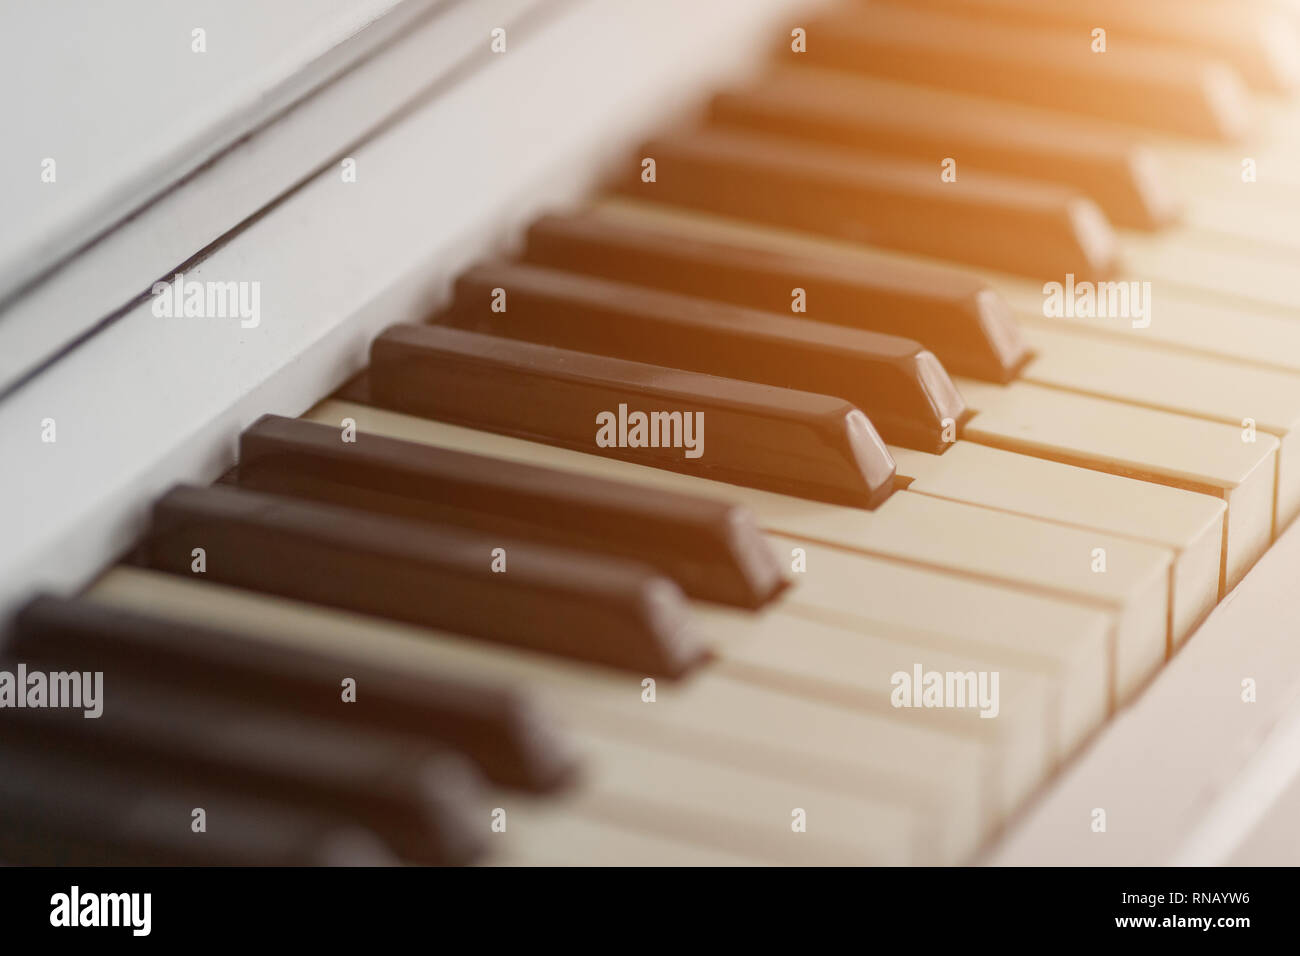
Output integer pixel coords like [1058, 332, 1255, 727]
[1123, 230, 1300, 316]
[1183, 193, 1300, 255]
[697, 603, 1054, 810]
[87, 568, 988, 862]
[305, 400, 1112, 744]
[889, 442, 1224, 646]
[1007, 280, 1300, 377]
[480, 800, 768, 866]
[548, 731, 923, 865]
[1018, 323, 1300, 531]
[481, 727, 928, 865]
[955, 378, 1277, 592]
[767, 536, 1107, 740]
[781, 490, 1170, 698]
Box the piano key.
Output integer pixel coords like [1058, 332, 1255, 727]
[956, 379, 1277, 591]
[0, 740, 397, 866]
[9, 593, 575, 791]
[624, 125, 1118, 280]
[87, 568, 989, 862]
[889, 442, 1225, 645]
[1017, 324, 1300, 530]
[800, 3, 1251, 140]
[1124, 230, 1300, 315]
[305, 400, 1112, 743]
[708, 69, 1180, 229]
[1004, 279, 1300, 378]
[792, 493, 1170, 694]
[550, 730, 922, 865]
[894, 0, 1300, 92]
[482, 799, 769, 867]
[2, 669, 484, 865]
[367, 324, 896, 508]
[441, 260, 966, 451]
[591, 197, 1181, 370]
[695, 604, 1055, 800]
[588, 201, 1287, 571]
[238, 413, 784, 609]
[143, 483, 703, 677]
[521, 209, 1030, 382]
[1184, 193, 1300, 254]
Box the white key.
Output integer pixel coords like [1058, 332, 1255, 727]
[890, 441, 1224, 645]
[698, 603, 1055, 811]
[1018, 323, 1300, 531]
[480, 799, 768, 866]
[1124, 230, 1300, 315]
[1008, 280, 1300, 377]
[956, 378, 1277, 592]
[554, 731, 921, 865]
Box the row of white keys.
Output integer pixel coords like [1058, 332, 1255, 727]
[85, 567, 969, 864]
[954, 377, 1276, 594]
[889, 442, 1225, 646]
[306, 399, 1113, 748]
[1015, 323, 1300, 531]
[695, 603, 1053, 814]
[589, 202, 1286, 589]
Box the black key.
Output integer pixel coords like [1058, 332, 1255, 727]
[708, 69, 1181, 230]
[441, 260, 967, 452]
[3, 667, 486, 865]
[141, 484, 704, 677]
[896, 0, 1298, 92]
[369, 324, 897, 508]
[0, 740, 397, 866]
[9, 594, 577, 791]
[799, 3, 1249, 140]
[623, 126, 1118, 281]
[523, 211, 1029, 383]
[238, 414, 785, 609]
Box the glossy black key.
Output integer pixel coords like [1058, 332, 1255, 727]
[239, 415, 785, 608]
[4, 669, 486, 865]
[0, 740, 397, 866]
[443, 261, 966, 451]
[523, 211, 1028, 382]
[623, 126, 1118, 281]
[799, 3, 1249, 141]
[141, 484, 703, 677]
[708, 69, 1181, 230]
[9, 594, 576, 791]
[369, 324, 897, 508]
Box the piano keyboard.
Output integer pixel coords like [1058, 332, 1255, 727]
[8, 0, 1300, 866]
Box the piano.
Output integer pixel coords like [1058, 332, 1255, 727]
[4, 0, 1300, 866]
